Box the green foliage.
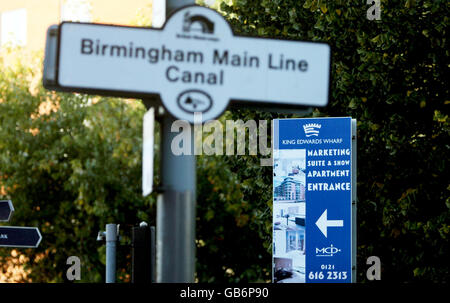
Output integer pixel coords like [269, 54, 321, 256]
[196, 112, 274, 282]
[0, 0, 448, 283]
[0, 51, 153, 282]
[218, 0, 449, 282]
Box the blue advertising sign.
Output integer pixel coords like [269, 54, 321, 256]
[273, 117, 353, 283]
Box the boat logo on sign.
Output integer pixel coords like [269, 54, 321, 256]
[177, 89, 213, 114]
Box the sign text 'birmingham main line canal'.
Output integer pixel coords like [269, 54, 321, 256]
[49, 5, 330, 122]
[80, 41, 310, 85]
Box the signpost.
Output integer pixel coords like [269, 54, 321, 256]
[0, 200, 42, 248]
[0, 226, 42, 248]
[142, 107, 155, 196]
[273, 117, 356, 283]
[42, 2, 332, 283]
[0, 200, 14, 222]
[43, 5, 330, 123]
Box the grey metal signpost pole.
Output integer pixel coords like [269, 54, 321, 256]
[157, 114, 196, 283]
[351, 119, 357, 282]
[105, 223, 118, 283]
[167, 0, 196, 15]
[155, 0, 196, 283]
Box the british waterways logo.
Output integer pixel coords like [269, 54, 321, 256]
[182, 11, 215, 34]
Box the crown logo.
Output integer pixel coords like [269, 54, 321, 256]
[303, 123, 321, 137]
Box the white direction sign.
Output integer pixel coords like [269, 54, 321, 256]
[54, 5, 330, 122]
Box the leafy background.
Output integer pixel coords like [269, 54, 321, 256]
[0, 0, 448, 282]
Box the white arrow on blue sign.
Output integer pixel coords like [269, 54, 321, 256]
[315, 209, 344, 238]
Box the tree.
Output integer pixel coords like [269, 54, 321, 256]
[0, 49, 153, 282]
[217, 0, 449, 282]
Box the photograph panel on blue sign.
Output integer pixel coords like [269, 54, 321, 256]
[273, 149, 306, 203]
[273, 148, 307, 283]
[273, 202, 306, 283]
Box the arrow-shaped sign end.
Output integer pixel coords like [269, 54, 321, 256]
[35, 228, 43, 248]
[315, 209, 328, 238]
[0, 200, 14, 222]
